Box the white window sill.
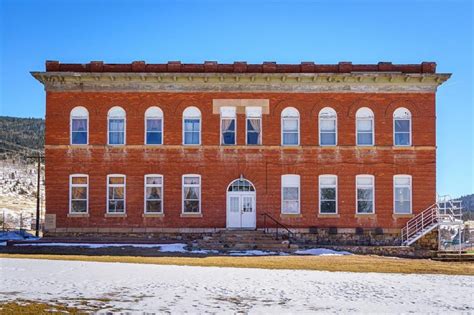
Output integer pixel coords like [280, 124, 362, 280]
[143, 213, 165, 218]
[318, 213, 340, 218]
[354, 213, 376, 218]
[105, 213, 127, 218]
[280, 213, 302, 218]
[67, 213, 89, 218]
[180, 213, 203, 218]
[392, 213, 413, 219]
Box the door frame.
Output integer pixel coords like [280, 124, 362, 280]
[226, 179, 257, 229]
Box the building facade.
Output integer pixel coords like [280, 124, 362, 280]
[33, 61, 450, 239]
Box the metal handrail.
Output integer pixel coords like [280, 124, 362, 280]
[261, 213, 296, 242]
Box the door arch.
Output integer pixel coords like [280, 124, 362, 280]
[226, 178, 256, 229]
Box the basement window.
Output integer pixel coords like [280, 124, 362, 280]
[394, 175, 412, 214]
[319, 175, 337, 214]
[107, 175, 126, 213]
[69, 174, 88, 213]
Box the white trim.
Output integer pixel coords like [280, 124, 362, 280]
[355, 107, 375, 146]
[355, 175, 375, 214]
[144, 174, 164, 214]
[245, 117, 262, 145]
[70, 106, 89, 145]
[69, 174, 89, 214]
[393, 107, 412, 147]
[145, 106, 164, 145]
[281, 174, 300, 214]
[393, 174, 413, 214]
[319, 174, 338, 214]
[281, 107, 300, 146]
[106, 174, 126, 213]
[107, 106, 126, 146]
[318, 107, 337, 146]
[182, 174, 201, 214]
[183, 106, 202, 146]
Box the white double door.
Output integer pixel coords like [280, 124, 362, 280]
[226, 192, 256, 229]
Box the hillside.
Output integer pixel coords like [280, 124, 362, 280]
[0, 116, 44, 159]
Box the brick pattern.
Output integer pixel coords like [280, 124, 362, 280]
[45, 92, 437, 231]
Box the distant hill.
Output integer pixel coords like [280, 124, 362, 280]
[0, 116, 44, 159]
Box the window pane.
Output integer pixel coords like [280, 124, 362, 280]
[184, 177, 199, 185]
[109, 119, 124, 132]
[320, 177, 336, 186]
[320, 201, 336, 213]
[72, 177, 87, 185]
[283, 201, 299, 213]
[320, 132, 336, 145]
[146, 200, 162, 213]
[321, 187, 336, 200]
[283, 187, 299, 200]
[247, 132, 260, 145]
[395, 133, 410, 146]
[395, 120, 409, 132]
[357, 119, 372, 132]
[395, 177, 410, 185]
[72, 118, 87, 132]
[109, 177, 124, 184]
[108, 200, 125, 212]
[222, 132, 235, 145]
[357, 132, 373, 145]
[146, 187, 162, 199]
[72, 132, 87, 144]
[395, 201, 411, 214]
[221, 119, 235, 132]
[283, 133, 298, 145]
[109, 187, 124, 199]
[283, 119, 298, 132]
[146, 132, 162, 144]
[146, 177, 162, 185]
[357, 177, 373, 185]
[184, 187, 199, 199]
[184, 131, 199, 144]
[72, 187, 87, 200]
[184, 119, 200, 132]
[146, 119, 162, 132]
[358, 200, 373, 213]
[109, 131, 124, 144]
[395, 187, 411, 202]
[184, 200, 199, 213]
[247, 119, 260, 132]
[357, 188, 373, 201]
[71, 200, 87, 213]
[320, 119, 335, 132]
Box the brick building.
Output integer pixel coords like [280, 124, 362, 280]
[32, 61, 450, 243]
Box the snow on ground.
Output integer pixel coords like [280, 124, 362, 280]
[0, 230, 38, 242]
[294, 248, 352, 256]
[0, 258, 472, 313]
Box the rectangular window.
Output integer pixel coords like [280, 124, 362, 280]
[184, 119, 200, 145]
[221, 118, 236, 145]
[71, 118, 88, 145]
[394, 175, 412, 214]
[319, 175, 337, 214]
[282, 118, 299, 145]
[394, 119, 410, 146]
[145, 175, 163, 213]
[356, 175, 375, 214]
[281, 175, 300, 214]
[70, 175, 88, 213]
[146, 118, 163, 145]
[109, 119, 125, 145]
[320, 118, 336, 146]
[183, 175, 200, 213]
[357, 119, 373, 145]
[246, 118, 261, 145]
[107, 175, 125, 213]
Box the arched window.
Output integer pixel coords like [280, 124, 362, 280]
[108, 106, 126, 145]
[183, 106, 201, 145]
[356, 107, 374, 146]
[319, 107, 337, 146]
[145, 106, 163, 145]
[227, 178, 256, 192]
[70, 106, 88, 145]
[393, 107, 412, 146]
[281, 107, 300, 146]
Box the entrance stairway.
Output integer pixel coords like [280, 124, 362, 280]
[193, 229, 299, 252]
[401, 195, 463, 246]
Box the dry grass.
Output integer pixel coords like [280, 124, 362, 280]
[1, 253, 473, 275]
[0, 300, 81, 315]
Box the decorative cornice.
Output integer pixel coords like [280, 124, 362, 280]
[32, 71, 451, 93]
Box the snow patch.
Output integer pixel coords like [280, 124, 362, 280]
[294, 248, 352, 256]
[229, 250, 277, 256]
[0, 230, 38, 242]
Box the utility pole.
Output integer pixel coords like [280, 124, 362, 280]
[28, 153, 44, 237]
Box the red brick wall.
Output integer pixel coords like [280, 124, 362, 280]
[45, 92, 436, 230]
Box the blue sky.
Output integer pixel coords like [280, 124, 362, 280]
[1, 0, 472, 197]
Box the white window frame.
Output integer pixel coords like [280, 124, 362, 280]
[182, 106, 202, 146]
[144, 174, 163, 214]
[281, 174, 300, 214]
[281, 107, 300, 146]
[106, 174, 126, 213]
[319, 175, 338, 214]
[220, 107, 237, 145]
[393, 107, 412, 147]
[393, 175, 412, 214]
[145, 106, 164, 145]
[70, 106, 89, 145]
[356, 107, 375, 146]
[356, 175, 375, 214]
[182, 174, 201, 214]
[69, 174, 89, 214]
[107, 106, 126, 146]
[318, 107, 337, 146]
[245, 107, 262, 145]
